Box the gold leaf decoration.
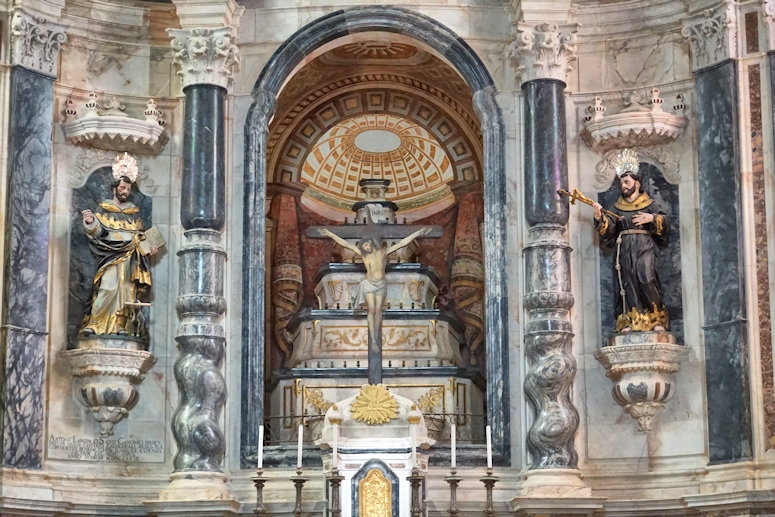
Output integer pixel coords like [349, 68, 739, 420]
[350, 384, 399, 425]
[416, 386, 444, 414]
[303, 387, 333, 414]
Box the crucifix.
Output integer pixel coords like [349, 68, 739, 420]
[307, 179, 442, 384]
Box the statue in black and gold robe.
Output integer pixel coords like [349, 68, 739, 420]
[593, 169, 670, 333]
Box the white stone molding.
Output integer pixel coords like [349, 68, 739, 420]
[581, 88, 688, 154]
[681, 0, 738, 71]
[509, 23, 578, 84]
[170, 0, 244, 29]
[764, 0, 775, 50]
[61, 92, 169, 155]
[167, 26, 241, 90]
[9, 6, 67, 77]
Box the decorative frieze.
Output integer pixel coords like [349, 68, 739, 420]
[509, 23, 578, 84]
[682, 0, 738, 71]
[9, 7, 67, 77]
[167, 26, 241, 89]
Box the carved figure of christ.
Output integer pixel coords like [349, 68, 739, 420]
[316, 226, 432, 384]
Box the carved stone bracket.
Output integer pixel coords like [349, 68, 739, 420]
[595, 332, 686, 432]
[9, 6, 68, 77]
[61, 93, 169, 154]
[581, 89, 688, 154]
[167, 26, 241, 89]
[682, 0, 738, 71]
[509, 23, 578, 84]
[62, 338, 156, 437]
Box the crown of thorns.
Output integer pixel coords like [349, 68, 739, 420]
[613, 148, 640, 177]
[112, 152, 138, 183]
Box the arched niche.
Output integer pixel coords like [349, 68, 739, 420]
[241, 6, 509, 468]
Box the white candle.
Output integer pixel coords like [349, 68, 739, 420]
[257, 424, 264, 469]
[297, 424, 303, 469]
[486, 425, 492, 469]
[411, 424, 417, 467]
[450, 423, 456, 469]
[332, 424, 338, 467]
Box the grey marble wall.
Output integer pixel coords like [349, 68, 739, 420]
[695, 60, 752, 463]
[1, 67, 54, 468]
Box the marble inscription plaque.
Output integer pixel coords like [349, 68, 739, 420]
[47, 435, 164, 462]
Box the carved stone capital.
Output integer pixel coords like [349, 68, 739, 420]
[510, 23, 577, 84]
[764, 1, 775, 50]
[682, 1, 738, 71]
[9, 7, 67, 77]
[168, 26, 240, 90]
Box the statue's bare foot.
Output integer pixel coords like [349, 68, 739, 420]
[654, 325, 666, 332]
[621, 326, 632, 333]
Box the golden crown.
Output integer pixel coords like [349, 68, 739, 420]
[112, 152, 139, 183]
[613, 148, 640, 177]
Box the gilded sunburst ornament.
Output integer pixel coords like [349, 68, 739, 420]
[351, 384, 399, 425]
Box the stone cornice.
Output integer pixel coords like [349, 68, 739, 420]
[9, 6, 68, 77]
[509, 23, 578, 85]
[681, 0, 738, 71]
[170, 0, 244, 29]
[168, 26, 241, 90]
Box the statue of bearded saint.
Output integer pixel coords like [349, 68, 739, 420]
[592, 149, 670, 333]
[80, 154, 158, 340]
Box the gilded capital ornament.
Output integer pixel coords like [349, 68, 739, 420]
[9, 7, 67, 77]
[168, 26, 241, 89]
[681, 0, 738, 71]
[509, 23, 578, 84]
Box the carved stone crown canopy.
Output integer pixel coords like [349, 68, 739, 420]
[581, 88, 688, 153]
[61, 92, 169, 155]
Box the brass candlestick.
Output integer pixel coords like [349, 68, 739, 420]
[445, 469, 462, 516]
[291, 467, 307, 517]
[252, 469, 268, 517]
[327, 467, 344, 517]
[407, 466, 424, 517]
[480, 467, 499, 517]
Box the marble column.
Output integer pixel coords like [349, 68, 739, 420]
[1, 6, 66, 469]
[683, 7, 752, 464]
[164, 19, 240, 498]
[511, 23, 588, 496]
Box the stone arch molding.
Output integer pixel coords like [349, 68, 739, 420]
[241, 6, 510, 467]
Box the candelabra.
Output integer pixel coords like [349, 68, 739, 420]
[480, 467, 499, 517]
[291, 467, 307, 517]
[327, 467, 344, 517]
[252, 469, 267, 517]
[445, 469, 462, 516]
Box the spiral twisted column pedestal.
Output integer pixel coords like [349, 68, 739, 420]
[522, 224, 580, 472]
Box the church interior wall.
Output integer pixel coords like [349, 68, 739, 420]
[3, 0, 775, 514]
